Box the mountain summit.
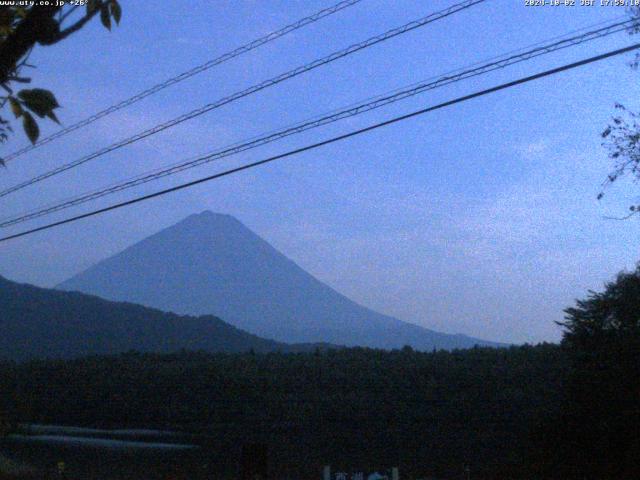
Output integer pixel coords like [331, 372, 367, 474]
[58, 211, 500, 349]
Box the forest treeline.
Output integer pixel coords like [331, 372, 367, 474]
[1, 266, 639, 479]
[0, 345, 566, 479]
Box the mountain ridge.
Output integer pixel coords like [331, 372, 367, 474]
[58, 211, 503, 350]
[0, 274, 330, 361]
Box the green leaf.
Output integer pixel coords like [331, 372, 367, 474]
[22, 111, 39, 144]
[46, 110, 60, 125]
[110, 0, 122, 25]
[100, 4, 111, 30]
[18, 88, 59, 118]
[8, 97, 22, 118]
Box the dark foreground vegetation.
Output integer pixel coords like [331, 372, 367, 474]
[1, 345, 564, 479]
[1, 266, 638, 479]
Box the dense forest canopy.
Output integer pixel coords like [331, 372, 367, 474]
[3, 266, 640, 479]
[1, 345, 565, 479]
[555, 265, 640, 480]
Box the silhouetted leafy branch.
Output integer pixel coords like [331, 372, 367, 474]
[600, 8, 640, 215]
[0, 1, 122, 161]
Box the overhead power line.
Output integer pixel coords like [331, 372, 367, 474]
[1, 41, 638, 244]
[1, 0, 364, 163]
[0, 0, 485, 198]
[0, 17, 634, 228]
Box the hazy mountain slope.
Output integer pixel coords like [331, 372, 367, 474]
[0, 275, 317, 361]
[58, 211, 502, 349]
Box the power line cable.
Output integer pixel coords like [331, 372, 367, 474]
[0, 17, 634, 228]
[0, 0, 485, 198]
[8, 12, 628, 221]
[1, 0, 364, 163]
[1, 41, 638, 243]
[0, 17, 632, 226]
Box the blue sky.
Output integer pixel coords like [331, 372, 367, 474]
[1, 0, 639, 343]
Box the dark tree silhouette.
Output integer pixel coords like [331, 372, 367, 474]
[0, 1, 121, 154]
[556, 265, 640, 479]
[0, 344, 567, 478]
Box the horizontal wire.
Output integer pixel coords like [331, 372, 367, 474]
[0, 0, 485, 198]
[5, 12, 629, 222]
[1, 0, 364, 163]
[2, 41, 638, 243]
[0, 17, 634, 228]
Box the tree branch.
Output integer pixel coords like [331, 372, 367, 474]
[603, 211, 639, 221]
[40, 3, 104, 45]
[0, 6, 61, 85]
